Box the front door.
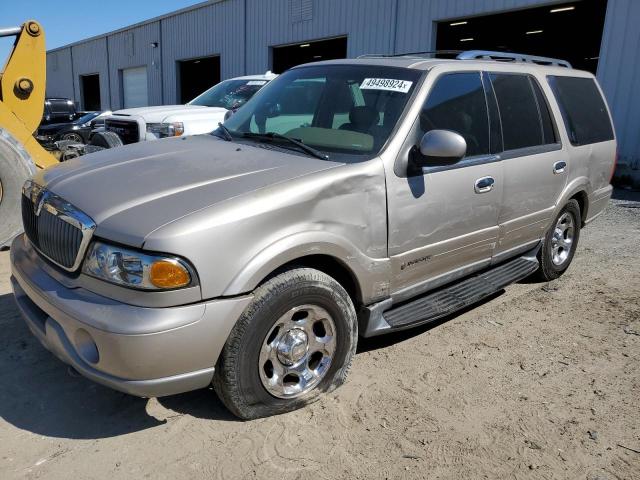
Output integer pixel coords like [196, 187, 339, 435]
[386, 71, 503, 300]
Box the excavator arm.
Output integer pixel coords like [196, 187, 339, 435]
[0, 21, 58, 247]
[1, 20, 56, 168]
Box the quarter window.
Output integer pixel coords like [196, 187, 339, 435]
[490, 73, 546, 151]
[420, 72, 490, 157]
[548, 76, 614, 146]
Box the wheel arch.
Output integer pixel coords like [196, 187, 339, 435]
[258, 254, 363, 307]
[554, 176, 591, 228]
[221, 232, 390, 307]
[569, 190, 589, 226]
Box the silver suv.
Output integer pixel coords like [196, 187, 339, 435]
[11, 51, 616, 419]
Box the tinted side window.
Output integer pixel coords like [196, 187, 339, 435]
[420, 72, 489, 157]
[490, 73, 543, 150]
[531, 78, 557, 144]
[548, 76, 614, 145]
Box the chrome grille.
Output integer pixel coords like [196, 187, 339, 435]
[21, 181, 96, 271]
[105, 118, 139, 144]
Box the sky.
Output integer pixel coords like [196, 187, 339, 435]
[0, 0, 204, 61]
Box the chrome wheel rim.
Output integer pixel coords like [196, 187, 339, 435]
[259, 304, 337, 399]
[550, 212, 575, 266]
[63, 133, 83, 142]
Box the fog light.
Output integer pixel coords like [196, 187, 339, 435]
[149, 260, 191, 289]
[74, 328, 99, 364]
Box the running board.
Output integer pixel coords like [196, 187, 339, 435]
[360, 250, 540, 337]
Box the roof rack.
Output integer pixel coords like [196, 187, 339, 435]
[357, 50, 463, 59]
[357, 49, 572, 68]
[456, 50, 572, 68]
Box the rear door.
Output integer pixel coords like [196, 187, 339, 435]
[487, 71, 567, 260]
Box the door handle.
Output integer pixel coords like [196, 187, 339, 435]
[553, 161, 567, 174]
[474, 176, 495, 194]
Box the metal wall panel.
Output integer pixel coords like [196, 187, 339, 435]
[245, 0, 397, 73]
[598, 0, 640, 168]
[160, 0, 245, 105]
[45, 48, 74, 100]
[107, 21, 162, 108]
[70, 37, 110, 110]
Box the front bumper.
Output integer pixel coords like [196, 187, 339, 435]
[10, 235, 252, 397]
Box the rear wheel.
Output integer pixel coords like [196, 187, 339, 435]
[213, 268, 357, 419]
[535, 199, 581, 281]
[89, 131, 123, 149]
[0, 130, 36, 248]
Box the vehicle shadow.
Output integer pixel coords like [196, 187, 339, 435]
[611, 187, 640, 202]
[0, 292, 236, 440]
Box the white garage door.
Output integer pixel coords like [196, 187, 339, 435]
[122, 66, 148, 108]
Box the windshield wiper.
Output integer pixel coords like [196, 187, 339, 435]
[242, 132, 329, 160]
[215, 122, 234, 141]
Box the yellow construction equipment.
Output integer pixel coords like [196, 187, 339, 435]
[0, 20, 58, 247]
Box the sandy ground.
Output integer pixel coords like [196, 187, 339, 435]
[0, 190, 639, 480]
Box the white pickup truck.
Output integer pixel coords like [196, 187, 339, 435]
[104, 72, 276, 144]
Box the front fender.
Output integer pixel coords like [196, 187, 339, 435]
[222, 230, 391, 305]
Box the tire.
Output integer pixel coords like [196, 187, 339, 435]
[89, 131, 123, 149]
[0, 130, 36, 248]
[213, 268, 358, 419]
[535, 199, 581, 281]
[61, 132, 84, 143]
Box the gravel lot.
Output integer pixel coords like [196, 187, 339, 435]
[1, 190, 638, 480]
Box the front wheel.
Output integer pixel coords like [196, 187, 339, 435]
[213, 268, 358, 419]
[535, 199, 581, 281]
[61, 132, 84, 143]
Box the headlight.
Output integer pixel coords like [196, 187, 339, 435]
[146, 122, 184, 138]
[83, 241, 195, 290]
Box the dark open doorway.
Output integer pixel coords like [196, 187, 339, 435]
[178, 56, 221, 104]
[80, 74, 101, 111]
[272, 36, 347, 74]
[436, 0, 608, 73]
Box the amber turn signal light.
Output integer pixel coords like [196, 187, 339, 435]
[149, 260, 191, 289]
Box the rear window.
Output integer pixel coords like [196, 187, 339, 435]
[548, 76, 614, 146]
[46, 99, 75, 114]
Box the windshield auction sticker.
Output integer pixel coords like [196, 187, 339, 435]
[360, 78, 413, 93]
[246, 80, 268, 85]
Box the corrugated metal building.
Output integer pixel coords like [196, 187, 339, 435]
[46, 0, 640, 172]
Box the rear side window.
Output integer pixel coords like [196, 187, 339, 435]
[420, 72, 490, 157]
[531, 79, 557, 144]
[548, 76, 614, 146]
[490, 73, 551, 151]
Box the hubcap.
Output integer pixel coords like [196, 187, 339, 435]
[276, 328, 308, 366]
[550, 212, 575, 266]
[259, 304, 337, 399]
[63, 133, 83, 143]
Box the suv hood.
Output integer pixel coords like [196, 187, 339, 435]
[110, 105, 226, 123]
[36, 135, 340, 247]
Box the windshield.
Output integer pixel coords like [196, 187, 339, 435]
[188, 79, 269, 108]
[74, 112, 100, 124]
[221, 65, 422, 160]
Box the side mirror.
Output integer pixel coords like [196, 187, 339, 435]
[415, 129, 466, 167]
